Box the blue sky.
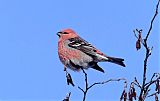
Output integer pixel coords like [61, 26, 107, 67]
[0, 0, 159, 101]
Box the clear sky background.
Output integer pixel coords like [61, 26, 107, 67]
[0, 0, 159, 101]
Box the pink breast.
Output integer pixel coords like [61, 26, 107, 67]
[58, 41, 81, 65]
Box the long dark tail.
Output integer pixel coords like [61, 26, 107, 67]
[107, 57, 126, 67]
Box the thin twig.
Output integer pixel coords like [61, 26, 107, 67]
[145, 76, 160, 91]
[145, 73, 160, 86]
[147, 91, 159, 98]
[88, 78, 126, 90]
[134, 77, 142, 88]
[78, 86, 85, 93]
[79, 68, 88, 101]
[145, 0, 160, 42]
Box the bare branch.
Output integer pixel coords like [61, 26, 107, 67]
[78, 86, 85, 93]
[80, 68, 88, 101]
[134, 77, 142, 89]
[88, 78, 126, 90]
[145, 0, 160, 42]
[147, 91, 159, 98]
[78, 67, 126, 101]
[145, 73, 160, 86]
[145, 76, 160, 91]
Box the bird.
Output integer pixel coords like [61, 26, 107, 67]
[57, 28, 125, 73]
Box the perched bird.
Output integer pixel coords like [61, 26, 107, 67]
[57, 28, 125, 73]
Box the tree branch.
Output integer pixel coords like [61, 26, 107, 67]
[145, 0, 160, 42]
[78, 68, 126, 101]
[135, 0, 160, 100]
[147, 91, 159, 98]
[145, 73, 160, 87]
[78, 68, 88, 101]
[134, 77, 142, 89]
[88, 78, 126, 90]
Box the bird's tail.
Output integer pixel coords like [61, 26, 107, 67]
[107, 56, 125, 67]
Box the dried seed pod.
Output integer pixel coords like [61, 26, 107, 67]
[133, 91, 136, 100]
[66, 72, 75, 87]
[124, 92, 127, 101]
[136, 40, 141, 50]
[136, 30, 142, 50]
[63, 92, 71, 101]
[128, 91, 133, 101]
[155, 93, 158, 101]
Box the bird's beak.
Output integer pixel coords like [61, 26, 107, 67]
[57, 32, 62, 37]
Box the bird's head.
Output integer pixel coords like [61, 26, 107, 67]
[57, 29, 78, 40]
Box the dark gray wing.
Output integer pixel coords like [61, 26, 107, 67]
[68, 37, 98, 57]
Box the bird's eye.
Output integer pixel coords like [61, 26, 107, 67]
[63, 32, 69, 34]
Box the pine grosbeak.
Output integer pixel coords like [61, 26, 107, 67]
[57, 29, 125, 73]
